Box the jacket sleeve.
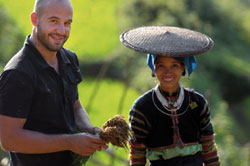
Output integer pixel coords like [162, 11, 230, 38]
[129, 108, 151, 166]
[199, 99, 220, 166]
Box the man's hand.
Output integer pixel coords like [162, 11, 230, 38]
[68, 132, 108, 156]
[88, 126, 101, 136]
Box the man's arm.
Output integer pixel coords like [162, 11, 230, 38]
[0, 115, 106, 156]
[0, 70, 106, 156]
[73, 99, 100, 135]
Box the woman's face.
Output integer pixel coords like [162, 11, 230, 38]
[154, 56, 185, 93]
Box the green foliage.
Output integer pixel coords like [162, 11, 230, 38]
[86, 148, 129, 166]
[68, 0, 123, 57]
[243, 96, 250, 121]
[212, 102, 250, 166]
[0, 0, 122, 59]
[118, 0, 203, 30]
[0, 5, 24, 65]
[78, 77, 139, 126]
[216, 0, 250, 44]
[72, 154, 90, 166]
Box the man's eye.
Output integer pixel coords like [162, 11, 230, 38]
[65, 22, 71, 26]
[51, 20, 58, 23]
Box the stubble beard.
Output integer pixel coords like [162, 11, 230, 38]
[36, 23, 68, 52]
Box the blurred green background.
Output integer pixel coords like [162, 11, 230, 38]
[1, 0, 250, 165]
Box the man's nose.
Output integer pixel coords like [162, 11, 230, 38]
[56, 23, 65, 34]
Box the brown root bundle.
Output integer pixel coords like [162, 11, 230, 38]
[100, 115, 132, 148]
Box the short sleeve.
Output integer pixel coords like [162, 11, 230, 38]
[0, 70, 34, 118]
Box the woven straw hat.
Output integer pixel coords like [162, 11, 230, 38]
[120, 26, 214, 56]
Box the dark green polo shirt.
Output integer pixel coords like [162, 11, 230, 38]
[0, 35, 82, 166]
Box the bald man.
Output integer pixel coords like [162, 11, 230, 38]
[0, 0, 107, 165]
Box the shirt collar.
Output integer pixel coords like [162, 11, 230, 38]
[24, 35, 72, 70]
[59, 48, 71, 66]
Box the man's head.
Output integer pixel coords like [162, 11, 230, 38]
[31, 0, 73, 52]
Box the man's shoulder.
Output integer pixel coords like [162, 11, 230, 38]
[4, 48, 33, 72]
[2, 47, 36, 81]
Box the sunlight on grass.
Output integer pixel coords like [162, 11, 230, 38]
[0, 0, 122, 58]
[69, 0, 122, 57]
[78, 77, 139, 127]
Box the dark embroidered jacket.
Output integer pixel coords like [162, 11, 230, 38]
[129, 87, 220, 166]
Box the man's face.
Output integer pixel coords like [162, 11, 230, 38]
[36, 1, 73, 52]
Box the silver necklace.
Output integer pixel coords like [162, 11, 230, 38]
[152, 85, 190, 116]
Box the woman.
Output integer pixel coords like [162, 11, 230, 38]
[119, 26, 220, 166]
[129, 54, 220, 166]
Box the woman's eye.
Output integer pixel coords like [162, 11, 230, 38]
[172, 64, 180, 68]
[156, 64, 164, 68]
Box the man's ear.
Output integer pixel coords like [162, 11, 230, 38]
[30, 12, 38, 26]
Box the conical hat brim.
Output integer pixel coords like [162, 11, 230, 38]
[120, 26, 214, 56]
